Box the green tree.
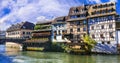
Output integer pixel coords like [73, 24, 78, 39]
[83, 35, 97, 52]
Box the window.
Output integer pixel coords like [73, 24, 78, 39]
[74, 8, 79, 13]
[107, 41, 110, 44]
[17, 32, 19, 34]
[77, 15, 80, 18]
[27, 32, 31, 35]
[70, 29, 73, 32]
[96, 11, 100, 14]
[102, 42, 105, 44]
[108, 15, 113, 20]
[91, 26, 94, 30]
[108, 10, 112, 13]
[109, 3, 114, 6]
[70, 22, 74, 26]
[77, 28, 80, 32]
[109, 24, 112, 28]
[83, 27, 86, 31]
[22, 26, 26, 29]
[57, 20, 63, 22]
[76, 21, 80, 25]
[23, 32, 25, 34]
[59, 30, 61, 35]
[101, 10, 106, 14]
[54, 31, 57, 35]
[77, 35, 80, 38]
[101, 25, 104, 29]
[62, 35, 64, 39]
[92, 34, 95, 38]
[109, 32, 114, 38]
[83, 20, 87, 24]
[100, 34, 104, 38]
[83, 34, 86, 37]
[54, 36, 56, 39]
[70, 15, 77, 19]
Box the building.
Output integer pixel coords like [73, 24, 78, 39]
[52, 16, 70, 42]
[88, 2, 116, 44]
[6, 21, 35, 39]
[0, 31, 6, 44]
[67, 5, 88, 43]
[66, 2, 120, 53]
[87, 2, 119, 53]
[0, 31, 5, 39]
[31, 20, 53, 42]
[23, 20, 53, 51]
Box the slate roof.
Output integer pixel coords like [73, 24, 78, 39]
[52, 16, 67, 24]
[7, 21, 35, 32]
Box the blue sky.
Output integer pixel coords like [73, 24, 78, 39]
[0, 0, 119, 30]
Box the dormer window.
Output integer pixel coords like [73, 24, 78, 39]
[74, 8, 79, 13]
[23, 26, 26, 29]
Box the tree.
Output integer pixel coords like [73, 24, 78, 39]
[83, 35, 97, 52]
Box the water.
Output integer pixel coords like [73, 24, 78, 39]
[0, 45, 120, 63]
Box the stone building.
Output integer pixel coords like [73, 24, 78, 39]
[6, 21, 35, 39]
[67, 5, 88, 43]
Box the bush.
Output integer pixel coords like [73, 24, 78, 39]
[83, 35, 97, 52]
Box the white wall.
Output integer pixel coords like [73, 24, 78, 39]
[117, 31, 120, 44]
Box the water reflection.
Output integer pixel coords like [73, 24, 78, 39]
[10, 51, 120, 63]
[0, 45, 120, 63]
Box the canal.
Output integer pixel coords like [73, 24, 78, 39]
[0, 45, 120, 63]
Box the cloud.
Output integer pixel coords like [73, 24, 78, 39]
[109, 0, 117, 2]
[88, 0, 102, 3]
[0, 0, 118, 30]
[0, 0, 82, 30]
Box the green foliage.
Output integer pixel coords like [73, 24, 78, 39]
[34, 25, 42, 30]
[61, 44, 72, 53]
[50, 42, 64, 52]
[34, 24, 51, 30]
[83, 35, 97, 52]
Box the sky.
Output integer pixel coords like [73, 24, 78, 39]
[0, 0, 119, 30]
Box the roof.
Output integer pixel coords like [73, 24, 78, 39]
[7, 21, 35, 32]
[55, 16, 67, 20]
[52, 16, 67, 24]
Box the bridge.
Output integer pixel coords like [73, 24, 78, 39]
[0, 38, 27, 51]
[0, 38, 26, 44]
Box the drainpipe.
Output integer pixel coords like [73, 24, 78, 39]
[116, 30, 119, 54]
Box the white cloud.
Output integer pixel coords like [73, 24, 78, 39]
[0, 0, 82, 30]
[36, 16, 46, 21]
[88, 0, 102, 3]
[109, 0, 117, 2]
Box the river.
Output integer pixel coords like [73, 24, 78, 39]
[0, 45, 120, 63]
